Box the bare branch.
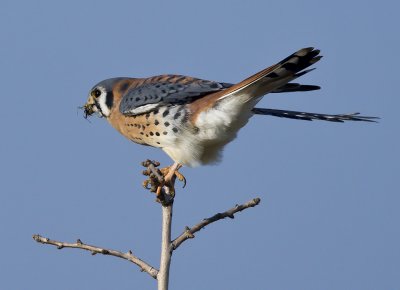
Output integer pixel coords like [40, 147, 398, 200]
[142, 159, 164, 184]
[33, 159, 262, 290]
[32, 234, 158, 279]
[158, 203, 173, 290]
[171, 198, 261, 250]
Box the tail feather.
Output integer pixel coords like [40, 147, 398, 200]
[272, 83, 320, 93]
[217, 47, 322, 101]
[189, 47, 378, 126]
[252, 108, 379, 123]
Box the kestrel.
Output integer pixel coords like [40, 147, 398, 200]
[83, 47, 376, 185]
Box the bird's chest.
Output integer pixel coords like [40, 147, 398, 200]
[108, 105, 192, 148]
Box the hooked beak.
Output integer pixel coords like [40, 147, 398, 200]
[82, 96, 98, 119]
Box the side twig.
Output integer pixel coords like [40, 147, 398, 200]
[32, 234, 158, 279]
[171, 198, 261, 250]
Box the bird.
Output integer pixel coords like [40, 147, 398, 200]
[83, 47, 377, 187]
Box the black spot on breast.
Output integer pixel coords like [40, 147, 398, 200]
[142, 125, 146, 130]
[163, 131, 168, 135]
[163, 110, 170, 117]
[155, 132, 160, 136]
[174, 112, 181, 119]
[154, 120, 159, 125]
[181, 112, 189, 124]
[153, 109, 159, 115]
[145, 113, 150, 119]
[164, 121, 170, 127]
[140, 132, 144, 135]
[156, 142, 160, 144]
[150, 132, 154, 136]
[172, 127, 178, 133]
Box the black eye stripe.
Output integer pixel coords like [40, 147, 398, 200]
[105, 91, 114, 109]
[93, 98, 104, 116]
[90, 87, 113, 117]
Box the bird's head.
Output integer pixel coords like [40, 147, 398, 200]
[83, 78, 129, 119]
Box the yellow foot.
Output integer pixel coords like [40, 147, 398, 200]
[174, 170, 186, 187]
[156, 164, 185, 198]
[141, 160, 185, 202]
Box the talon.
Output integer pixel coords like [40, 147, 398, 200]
[174, 171, 186, 188]
[142, 180, 150, 189]
[159, 167, 170, 177]
[156, 185, 163, 198]
[142, 161, 185, 200]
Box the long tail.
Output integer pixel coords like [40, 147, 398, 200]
[217, 47, 322, 102]
[252, 108, 379, 122]
[189, 48, 321, 114]
[271, 83, 320, 93]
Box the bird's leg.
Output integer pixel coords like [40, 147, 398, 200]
[156, 162, 185, 198]
[164, 162, 182, 184]
[141, 160, 185, 201]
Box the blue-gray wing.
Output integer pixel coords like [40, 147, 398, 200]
[120, 75, 233, 115]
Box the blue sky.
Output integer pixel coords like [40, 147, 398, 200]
[1, 0, 399, 289]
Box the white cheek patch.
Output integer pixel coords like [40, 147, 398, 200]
[96, 88, 111, 117]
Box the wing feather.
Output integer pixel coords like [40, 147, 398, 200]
[119, 75, 232, 115]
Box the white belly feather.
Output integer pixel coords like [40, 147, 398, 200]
[163, 95, 260, 167]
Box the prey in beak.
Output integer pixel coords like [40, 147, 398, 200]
[82, 86, 111, 119]
[82, 95, 99, 119]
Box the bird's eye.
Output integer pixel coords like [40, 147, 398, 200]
[92, 88, 102, 98]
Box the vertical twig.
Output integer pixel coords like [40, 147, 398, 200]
[158, 202, 173, 290]
[142, 159, 175, 290]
